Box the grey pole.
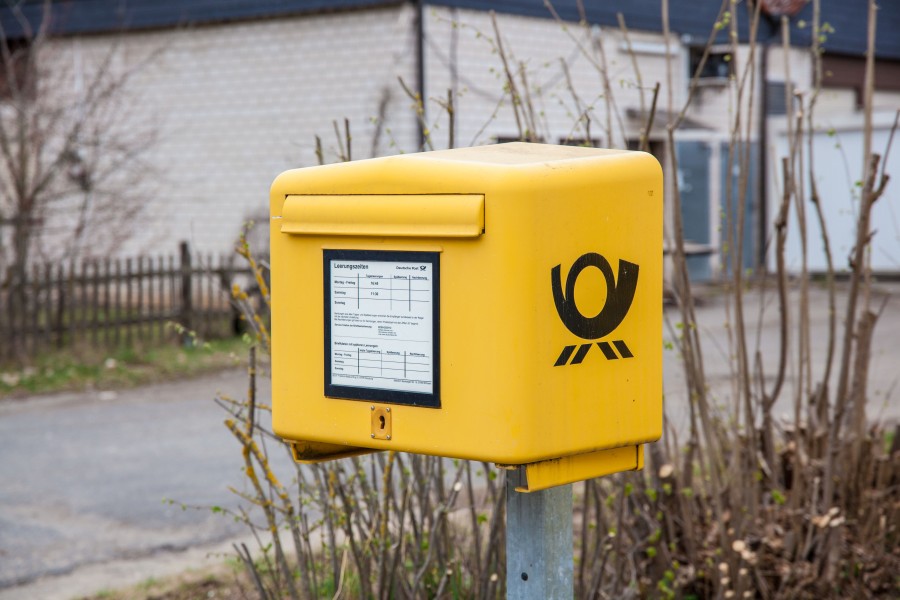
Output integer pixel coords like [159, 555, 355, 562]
[506, 469, 573, 599]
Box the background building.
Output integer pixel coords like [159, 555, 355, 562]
[1, 0, 898, 279]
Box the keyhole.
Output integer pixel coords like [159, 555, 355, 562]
[379, 415, 386, 429]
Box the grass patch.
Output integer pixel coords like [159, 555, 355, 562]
[0, 336, 251, 399]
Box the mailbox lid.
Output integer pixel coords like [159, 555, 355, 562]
[281, 194, 484, 238]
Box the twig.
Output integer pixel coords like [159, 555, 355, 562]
[617, 12, 646, 118]
[640, 83, 661, 153]
[490, 11, 525, 140]
[397, 76, 435, 150]
[411, 467, 464, 597]
[234, 542, 271, 600]
[315, 135, 324, 165]
[332, 548, 349, 600]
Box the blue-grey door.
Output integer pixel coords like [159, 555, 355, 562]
[719, 141, 758, 275]
[675, 141, 712, 281]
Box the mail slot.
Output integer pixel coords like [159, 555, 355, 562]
[270, 142, 663, 491]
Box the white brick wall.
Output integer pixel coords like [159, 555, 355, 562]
[41, 6, 419, 258]
[33, 6, 740, 262]
[424, 7, 695, 149]
[29, 5, 897, 273]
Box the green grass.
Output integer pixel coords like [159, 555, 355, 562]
[0, 336, 252, 398]
[136, 577, 160, 591]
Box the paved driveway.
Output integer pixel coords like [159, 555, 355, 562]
[662, 282, 900, 433]
[0, 369, 287, 598]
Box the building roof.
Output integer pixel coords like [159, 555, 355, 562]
[1, 0, 898, 60]
[0, 0, 402, 36]
[441, 0, 899, 59]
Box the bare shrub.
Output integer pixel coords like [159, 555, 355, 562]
[0, 1, 159, 363]
[218, 1, 899, 597]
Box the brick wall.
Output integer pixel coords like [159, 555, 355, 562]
[33, 5, 895, 275]
[36, 6, 732, 261]
[41, 6, 419, 258]
[424, 7, 695, 149]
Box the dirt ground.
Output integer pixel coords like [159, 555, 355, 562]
[77, 568, 250, 600]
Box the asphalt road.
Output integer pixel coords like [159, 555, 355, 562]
[0, 368, 288, 597]
[1, 282, 898, 599]
[662, 281, 900, 434]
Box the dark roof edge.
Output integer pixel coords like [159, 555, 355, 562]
[2, 1, 898, 60]
[0, 1, 406, 40]
[428, 0, 900, 61]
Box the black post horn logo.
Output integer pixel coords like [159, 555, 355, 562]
[551, 252, 638, 366]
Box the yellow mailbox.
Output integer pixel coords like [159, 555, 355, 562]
[270, 142, 662, 491]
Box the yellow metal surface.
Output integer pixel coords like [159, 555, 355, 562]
[271, 142, 663, 470]
[281, 194, 485, 238]
[506, 445, 644, 493]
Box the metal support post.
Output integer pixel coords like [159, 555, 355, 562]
[506, 469, 573, 599]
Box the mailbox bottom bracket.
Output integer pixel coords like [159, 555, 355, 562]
[286, 437, 644, 493]
[290, 440, 374, 463]
[498, 445, 644, 493]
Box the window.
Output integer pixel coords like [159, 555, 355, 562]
[494, 135, 545, 144]
[689, 46, 733, 82]
[0, 39, 35, 100]
[822, 54, 900, 108]
[558, 137, 602, 148]
[766, 81, 793, 116]
[626, 139, 665, 163]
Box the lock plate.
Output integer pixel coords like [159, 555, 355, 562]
[370, 406, 392, 441]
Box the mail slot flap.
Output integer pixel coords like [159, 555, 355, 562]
[281, 194, 485, 238]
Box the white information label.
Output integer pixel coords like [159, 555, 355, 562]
[329, 258, 434, 395]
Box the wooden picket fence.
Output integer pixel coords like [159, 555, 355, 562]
[0, 242, 266, 363]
